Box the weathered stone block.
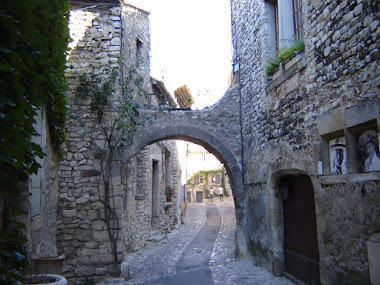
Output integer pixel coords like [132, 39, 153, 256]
[92, 220, 106, 231]
[316, 107, 345, 136]
[75, 266, 95, 277]
[93, 230, 109, 241]
[63, 210, 77, 218]
[110, 37, 121, 45]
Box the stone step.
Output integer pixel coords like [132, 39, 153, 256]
[148, 230, 167, 243]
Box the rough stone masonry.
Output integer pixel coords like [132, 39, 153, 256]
[57, 2, 182, 283]
[26, 0, 379, 284]
[230, 0, 379, 284]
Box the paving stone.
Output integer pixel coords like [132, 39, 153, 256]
[114, 199, 294, 285]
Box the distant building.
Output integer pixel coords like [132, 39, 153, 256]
[182, 143, 231, 203]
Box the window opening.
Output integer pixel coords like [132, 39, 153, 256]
[274, 1, 279, 50]
[215, 174, 221, 184]
[293, 0, 303, 41]
[194, 175, 200, 184]
[136, 37, 143, 63]
[268, 0, 303, 49]
[151, 160, 160, 227]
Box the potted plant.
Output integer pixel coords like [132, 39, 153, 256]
[265, 38, 305, 77]
[18, 256, 67, 285]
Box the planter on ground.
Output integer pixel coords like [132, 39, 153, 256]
[20, 274, 67, 285]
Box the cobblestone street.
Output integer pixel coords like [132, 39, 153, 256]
[115, 198, 294, 285]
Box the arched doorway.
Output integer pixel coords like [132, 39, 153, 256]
[280, 175, 320, 285]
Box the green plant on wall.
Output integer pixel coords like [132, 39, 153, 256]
[0, 0, 70, 283]
[265, 38, 305, 76]
[0, 215, 29, 283]
[187, 168, 229, 198]
[73, 56, 169, 273]
[75, 67, 118, 123]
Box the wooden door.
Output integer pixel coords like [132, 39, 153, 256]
[196, 191, 203, 203]
[282, 175, 320, 285]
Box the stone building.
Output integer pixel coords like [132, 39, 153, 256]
[183, 143, 232, 203]
[230, 0, 379, 284]
[15, 0, 379, 284]
[186, 168, 231, 203]
[53, 1, 183, 283]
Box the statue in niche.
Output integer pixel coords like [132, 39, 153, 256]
[329, 137, 347, 175]
[358, 130, 380, 172]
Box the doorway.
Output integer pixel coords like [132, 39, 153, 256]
[196, 191, 203, 203]
[282, 175, 320, 285]
[151, 160, 160, 228]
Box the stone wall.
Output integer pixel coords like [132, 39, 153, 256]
[122, 142, 180, 252]
[231, 0, 379, 284]
[58, 2, 181, 283]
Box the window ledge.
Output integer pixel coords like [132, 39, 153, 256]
[321, 171, 380, 185]
[265, 52, 306, 93]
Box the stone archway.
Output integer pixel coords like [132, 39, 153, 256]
[121, 126, 243, 199]
[120, 83, 244, 202]
[118, 83, 249, 258]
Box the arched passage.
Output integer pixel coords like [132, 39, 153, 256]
[119, 83, 243, 201]
[120, 123, 244, 202]
[117, 84, 247, 257]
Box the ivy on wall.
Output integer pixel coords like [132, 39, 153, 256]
[72, 58, 164, 274]
[0, 0, 70, 189]
[187, 168, 228, 197]
[0, 0, 70, 282]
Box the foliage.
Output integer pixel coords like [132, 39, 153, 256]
[0, 0, 70, 167]
[265, 38, 305, 76]
[165, 187, 174, 202]
[73, 57, 167, 273]
[187, 169, 224, 185]
[0, 0, 70, 282]
[75, 69, 117, 123]
[187, 168, 229, 198]
[0, 215, 28, 284]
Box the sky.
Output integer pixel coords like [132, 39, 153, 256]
[127, 0, 233, 182]
[140, 0, 233, 109]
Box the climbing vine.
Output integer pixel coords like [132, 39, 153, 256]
[0, 0, 70, 283]
[73, 57, 168, 273]
[187, 168, 228, 197]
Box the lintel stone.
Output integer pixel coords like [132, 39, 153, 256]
[317, 107, 345, 136]
[345, 99, 379, 129]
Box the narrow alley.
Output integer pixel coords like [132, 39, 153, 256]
[106, 199, 294, 285]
